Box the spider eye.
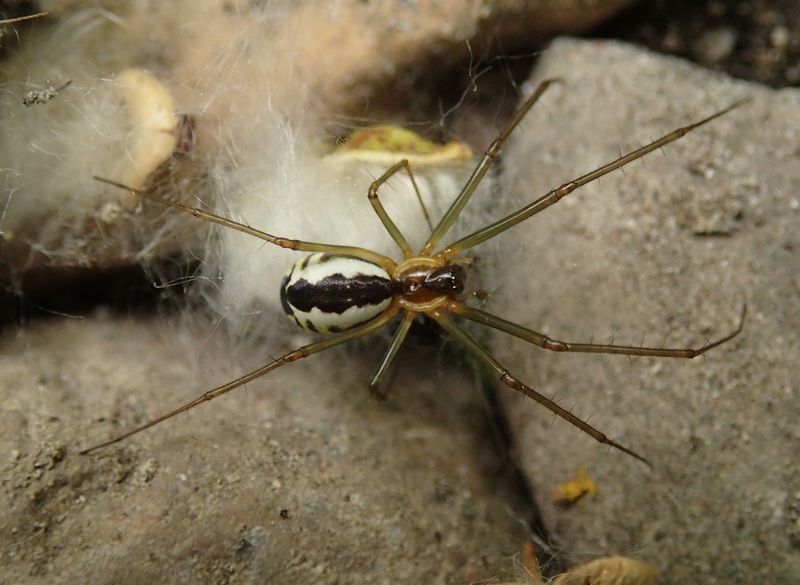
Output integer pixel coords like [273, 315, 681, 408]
[424, 265, 465, 295]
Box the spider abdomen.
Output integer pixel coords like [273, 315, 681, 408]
[280, 253, 393, 333]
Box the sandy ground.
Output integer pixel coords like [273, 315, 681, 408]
[1, 310, 530, 584]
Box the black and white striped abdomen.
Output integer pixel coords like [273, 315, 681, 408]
[280, 254, 393, 333]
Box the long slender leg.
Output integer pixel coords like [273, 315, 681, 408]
[93, 176, 396, 269]
[369, 159, 435, 234]
[0, 12, 48, 25]
[408, 163, 434, 234]
[367, 160, 415, 258]
[448, 302, 745, 358]
[420, 78, 558, 255]
[81, 307, 400, 454]
[437, 99, 749, 259]
[368, 310, 415, 396]
[429, 309, 649, 464]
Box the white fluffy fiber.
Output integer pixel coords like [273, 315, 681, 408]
[0, 10, 185, 265]
[208, 133, 491, 330]
[1, 5, 504, 349]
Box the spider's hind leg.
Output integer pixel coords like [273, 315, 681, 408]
[93, 175, 396, 268]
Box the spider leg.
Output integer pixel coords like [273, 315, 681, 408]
[438, 98, 750, 259]
[92, 176, 396, 269]
[367, 159, 433, 244]
[368, 310, 415, 397]
[0, 12, 48, 25]
[429, 309, 649, 465]
[421, 78, 559, 255]
[448, 302, 745, 358]
[80, 307, 400, 454]
[366, 160, 417, 258]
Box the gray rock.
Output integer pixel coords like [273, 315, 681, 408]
[497, 38, 799, 583]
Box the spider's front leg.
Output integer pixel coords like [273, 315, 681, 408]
[429, 309, 650, 464]
[450, 303, 746, 359]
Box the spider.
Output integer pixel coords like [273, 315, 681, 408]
[86, 79, 745, 463]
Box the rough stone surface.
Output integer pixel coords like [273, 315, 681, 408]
[497, 38, 799, 584]
[3, 4, 797, 585]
